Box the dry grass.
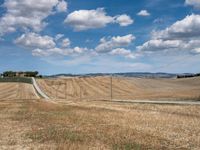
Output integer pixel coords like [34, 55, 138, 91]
[0, 82, 39, 99]
[0, 98, 200, 149]
[0, 78, 200, 149]
[36, 76, 200, 101]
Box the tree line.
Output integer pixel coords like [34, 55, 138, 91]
[1, 71, 42, 78]
[177, 73, 200, 78]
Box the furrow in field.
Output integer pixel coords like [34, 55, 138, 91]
[36, 76, 200, 101]
[0, 83, 38, 100]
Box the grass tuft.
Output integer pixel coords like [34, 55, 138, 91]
[26, 126, 86, 143]
[113, 142, 141, 150]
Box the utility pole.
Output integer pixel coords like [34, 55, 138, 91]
[56, 82, 58, 99]
[56, 81, 59, 99]
[65, 80, 67, 100]
[18, 83, 20, 100]
[79, 78, 82, 101]
[110, 75, 113, 100]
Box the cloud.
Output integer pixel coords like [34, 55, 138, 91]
[32, 48, 50, 57]
[56, 0, 68, 12]
[152, 14, 200, 40]
[110, 48, 136, 59]
[61, 38, 71, 47]
[137, 10, 150, 16]
[73, 47, 87, 53]
[64, 8, 114, 31]
[64, 8, 133, 31]
[115, 14, 134, 26]
[137, 39, 183, 52]
[15, 32, 56, 49]
[153, 18, 165, 24]
[32, 47, 87, 57]
[185, 0, 200, 9]
[192, 48, 200, 54]
[96, 34, 135, 53]
[0, 0, 66, 36]
[55, 34, 64, 41]
[137, 14, 200, 54]
[14, 31, 88, 57]
[29, 33, 136, 59]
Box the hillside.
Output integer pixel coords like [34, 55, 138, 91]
[36, 76, 200, 101]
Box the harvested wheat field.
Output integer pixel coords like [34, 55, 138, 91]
[36, 76, 200, 101]
[0, 82, 39, 100]
[0, 79, 200, 149]
[0, 98, 200, 149]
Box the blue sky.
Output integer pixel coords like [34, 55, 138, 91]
[0, 0, 200, 75]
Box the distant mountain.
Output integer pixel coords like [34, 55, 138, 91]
[46, 72, 178, 78]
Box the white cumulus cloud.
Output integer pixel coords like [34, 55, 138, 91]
[64, 8, 133, 31]
[137, 14, 200, 54]
[64, 8, 114, 31]
[32, 47, 87, 57]
[55, 34, 64, 41]
[0, 0, 67, 36]
[96, 34, 135, 53]
[61, 38, 71, 47]
[193, 48, 200, 53]
[110, 48, 135, 59]
[152, 14, 200, 40]
[115, 14, 134, 26]
[137, 10, 150, 16]
[15, 31, 88, 57]
[56, 0, 68, 12]
[15, 32, 56, 49]
[185, 0, 200, 9]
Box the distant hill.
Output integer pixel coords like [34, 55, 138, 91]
[46, 72, 178, 78]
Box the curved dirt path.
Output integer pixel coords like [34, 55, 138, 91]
[31, 77, 49, 100]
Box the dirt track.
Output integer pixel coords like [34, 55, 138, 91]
[36, 76, 200, 101]
[0, 83, 39, 100]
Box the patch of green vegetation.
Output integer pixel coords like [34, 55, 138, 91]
[0, 77, 32, 84]
[113, 142, 141, 150]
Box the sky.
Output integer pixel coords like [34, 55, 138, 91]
[0, 0, 200, 75]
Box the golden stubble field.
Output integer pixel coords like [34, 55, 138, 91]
[0, 98, 200, 149]
[0, 77, 200, 149]
[0, 83, 39, 100]
[36, 76, 200, 101]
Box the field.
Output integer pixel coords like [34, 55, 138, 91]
[0, 82, 39, 100]
[0, 77, 200, 149]
[0, 99, 200, 149]
[36, 76, 200, 101]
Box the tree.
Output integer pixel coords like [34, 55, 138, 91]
[25, 71, 39, 77]
[3, 71, 16, 77]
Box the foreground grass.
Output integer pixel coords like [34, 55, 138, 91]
[0, 99, 200, 149]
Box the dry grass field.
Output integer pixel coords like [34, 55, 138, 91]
[0, 99, 200, 149]
[0, 77, 200, 149]
[36, 76, 200, 101]
[0, 83, 39, 100]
